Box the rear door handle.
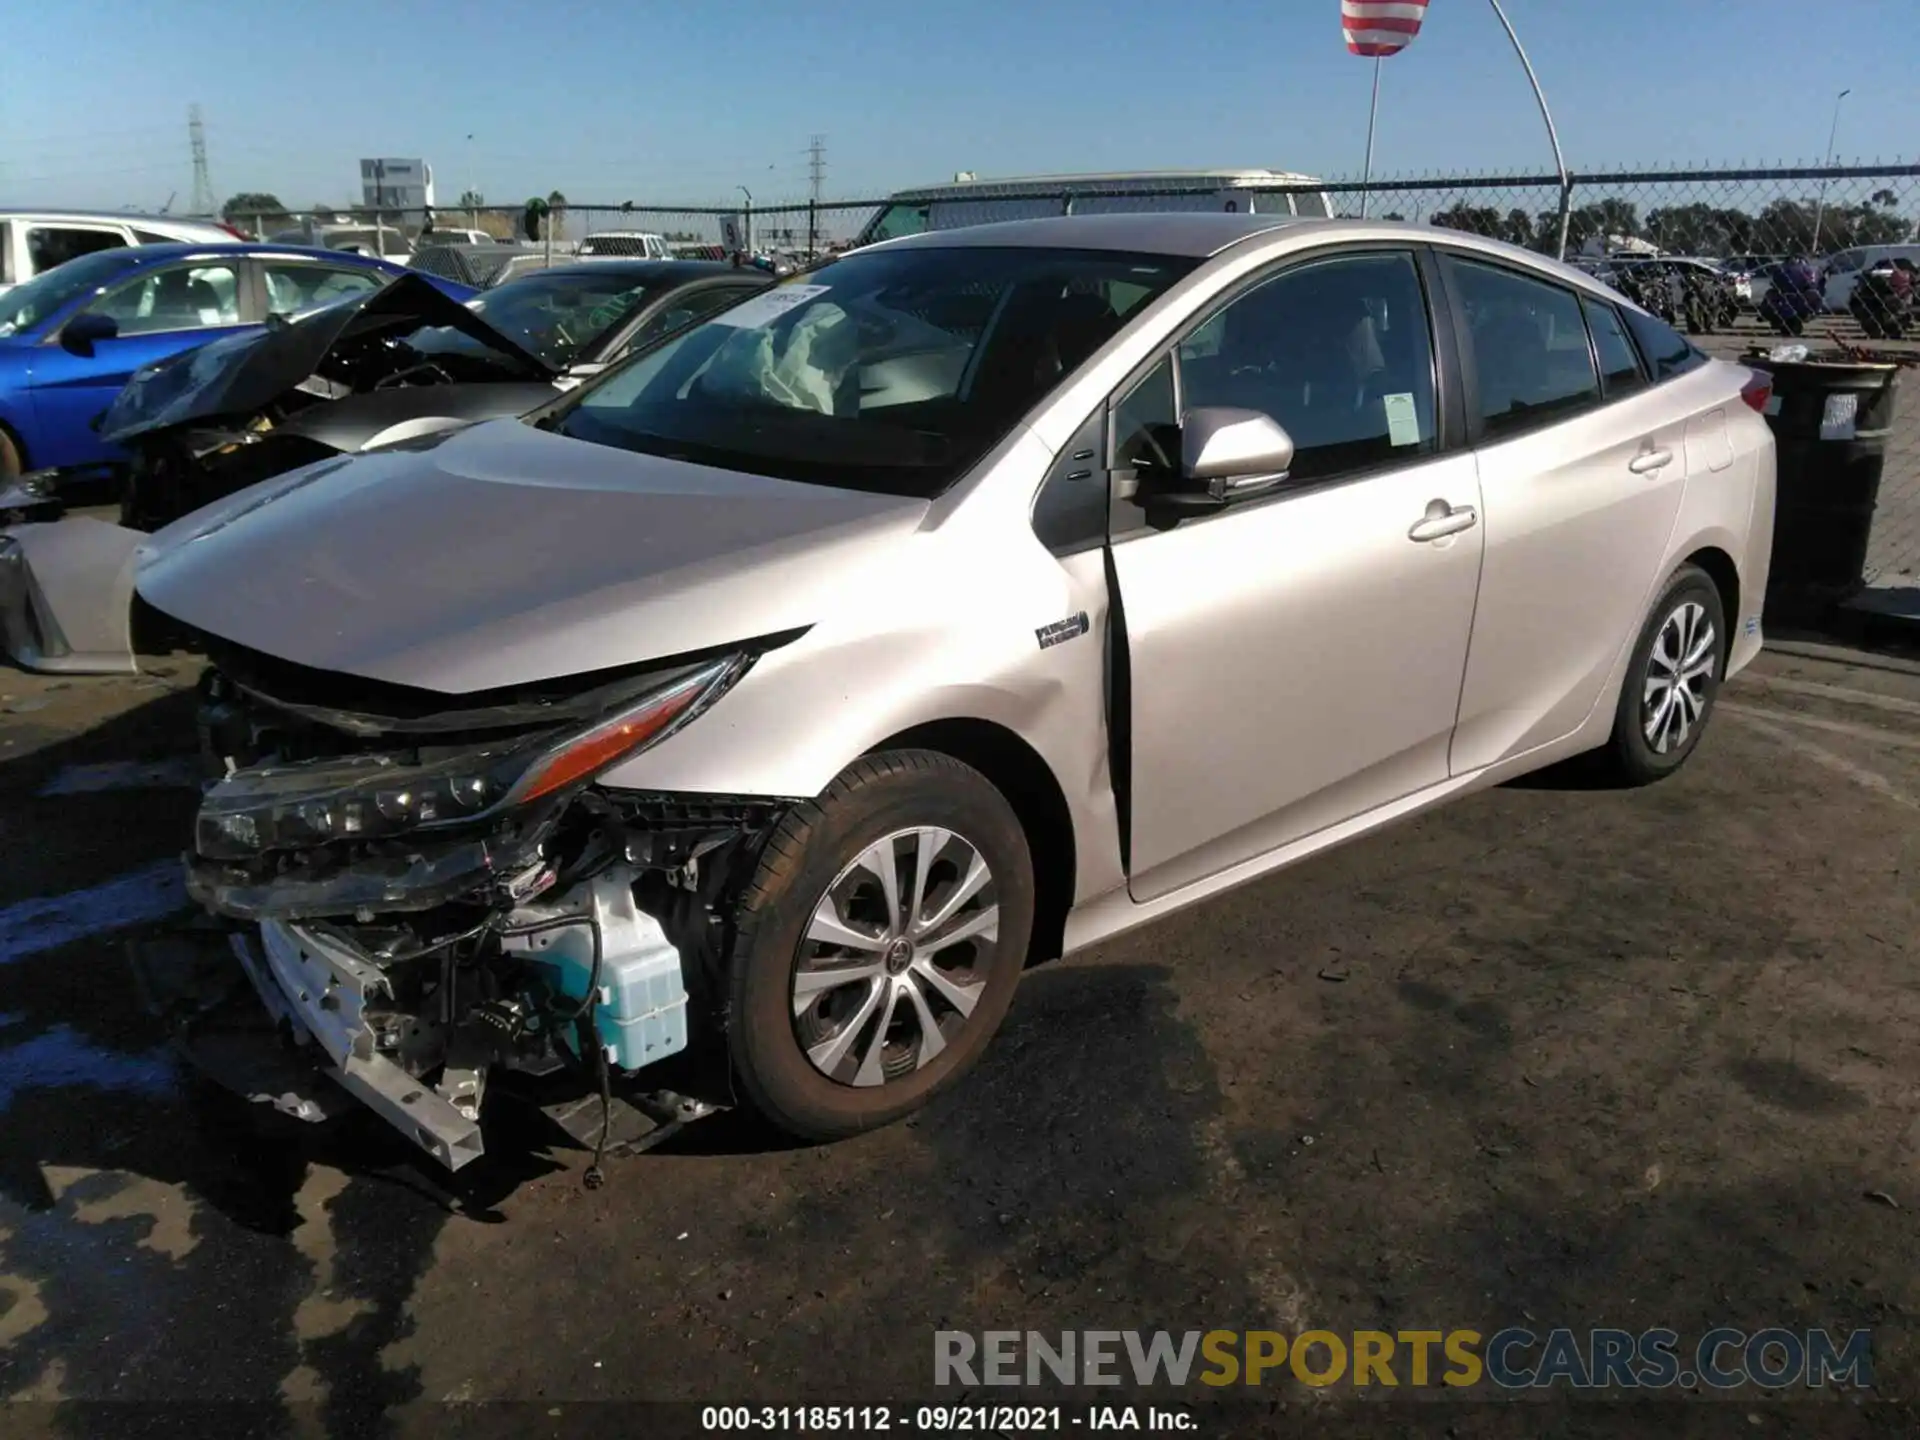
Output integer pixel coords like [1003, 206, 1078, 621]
[1408, 502, 1478, 543]
[1628, 446, 1674, 474]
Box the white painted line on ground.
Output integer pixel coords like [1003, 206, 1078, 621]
[1726, 709, 1920, 814]
[1736, 674, 1920, 719]
[0, 861, 189, 965]
[37, 757, 203, 797]
[1719, 701, 1920, 752]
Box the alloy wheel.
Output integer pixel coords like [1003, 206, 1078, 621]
[1642, 600, 1717, 755]
[791, 826, 999, 1088]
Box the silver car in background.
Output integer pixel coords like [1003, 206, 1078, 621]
[132, 213, 1776, 1169]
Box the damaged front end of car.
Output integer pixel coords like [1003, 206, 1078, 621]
[139, 631, 802, 1172]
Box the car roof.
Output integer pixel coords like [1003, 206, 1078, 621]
[867, 212, 1346, 258]
[92, 241, 401, 268]
[520, 259, 754, 283]
[866, 212, 1641, 306]
[885, 169, 1327, 200]
[0, 209, 230, 227]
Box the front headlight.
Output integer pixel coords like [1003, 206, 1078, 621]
[195, 654, 745, 860]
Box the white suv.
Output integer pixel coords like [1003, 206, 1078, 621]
[0, 210, 240, 294]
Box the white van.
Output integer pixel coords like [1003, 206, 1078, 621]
[1822, 243, 1920, 312]
[0, 210, 240, 294]
[854, 169, 1336, 248]
[577, 231, 673, 260]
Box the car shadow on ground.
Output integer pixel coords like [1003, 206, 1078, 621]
[0, 679, 568, 1428]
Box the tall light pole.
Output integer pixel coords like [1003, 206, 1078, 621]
[1810, 88, 1850, 257]
[738, 184, 754, 256]
[1486, 0, 1570, 259]
[465, 133, 476, 228]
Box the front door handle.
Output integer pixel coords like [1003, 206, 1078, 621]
[1408, 501, 1478, 543]
[1628, 446, 1674, 474]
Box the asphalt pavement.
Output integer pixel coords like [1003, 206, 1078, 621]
[2, 645, 1919, 1437]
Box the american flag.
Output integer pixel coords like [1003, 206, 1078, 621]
[1343, 0, 1431, 57]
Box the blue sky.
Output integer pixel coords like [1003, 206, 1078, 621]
[4, 0, 1915, 213]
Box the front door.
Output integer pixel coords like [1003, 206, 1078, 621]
[26, 258, 251, 468]
[1108, 248, 1484, 903]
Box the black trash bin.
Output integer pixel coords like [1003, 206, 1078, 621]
[1743, 351, 1902, 627]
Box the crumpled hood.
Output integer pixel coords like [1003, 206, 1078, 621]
[100, 273, 546, 446]
[134, 418, 929, 693]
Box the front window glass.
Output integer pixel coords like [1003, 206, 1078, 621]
[1178, 250, 1437, 480]
[556, 246, 1194, 497]
[1110, 356, 1178, 478]
[423, 269, 666, 366]
[865, 204, 931, 243]
[0, 249, 137, 337]
[614, 284, 764, 359]
[90, 263, 242, 334]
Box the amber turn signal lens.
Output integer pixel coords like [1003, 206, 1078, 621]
[511, 667, 722, 804]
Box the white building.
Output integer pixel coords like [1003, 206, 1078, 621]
[360, 158, 435, 212]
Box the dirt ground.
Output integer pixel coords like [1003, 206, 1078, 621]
[1, 643, 1918, 1438]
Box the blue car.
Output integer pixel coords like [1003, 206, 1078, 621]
[0, 243, 476, 477]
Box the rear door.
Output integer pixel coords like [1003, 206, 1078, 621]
[1441, 252, 1693, 773]
[25, 257, 255, 467]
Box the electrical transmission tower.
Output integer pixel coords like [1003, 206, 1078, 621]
[808, 135, 827, 203]
[188, 104, 216, 216]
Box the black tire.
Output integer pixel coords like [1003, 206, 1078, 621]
[0, 426, 21, 481]
[727, 749, 1034, 1141]
[1598, 564, 1727, 787]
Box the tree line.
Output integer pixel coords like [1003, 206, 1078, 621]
[1410, 191, 1913, 257]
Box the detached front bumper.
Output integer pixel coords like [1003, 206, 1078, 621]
[0, 517, 145, 674]
[245, 920, 489, 1169]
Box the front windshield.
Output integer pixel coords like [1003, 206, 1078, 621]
[553, 245, 1195, 498]
[419, 270, 663, 367]
[0, 249, 133, 338]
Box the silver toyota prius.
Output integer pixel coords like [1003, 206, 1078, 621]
[132, 213, 1777, 1169]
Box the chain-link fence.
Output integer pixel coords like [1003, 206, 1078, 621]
[221, 158, 1915, 262]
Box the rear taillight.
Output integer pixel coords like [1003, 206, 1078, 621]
[217, 221, 249, 240]
[1741, 373, 1773, 412]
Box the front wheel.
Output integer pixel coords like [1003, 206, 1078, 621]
[1597, 564, 1727, 787]
[726, 750, 1035, 1141]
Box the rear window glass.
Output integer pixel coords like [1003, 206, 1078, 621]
[1620, 306, 1707, 383]
[1582, 298, 1647, 399]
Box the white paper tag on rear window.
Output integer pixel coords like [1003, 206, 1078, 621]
[1763, 391, 1782, 416]
[1820, 392, 1858, 440]
[708, 283, 831, 329]
[1383, 392, 1421, 447]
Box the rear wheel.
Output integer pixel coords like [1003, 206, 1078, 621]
[727, 750, 1034, 1141]
[0, 427, 22, 481]
[1598, 564, 1726, 786]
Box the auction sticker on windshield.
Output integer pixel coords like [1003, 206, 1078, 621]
[709, 284, 832, 328]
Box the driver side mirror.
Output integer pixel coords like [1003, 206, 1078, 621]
[1145, 407, 1295, 519]
[60, 312, 119, 354]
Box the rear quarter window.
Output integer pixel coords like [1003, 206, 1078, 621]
[1619, 305, 1707, 383]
